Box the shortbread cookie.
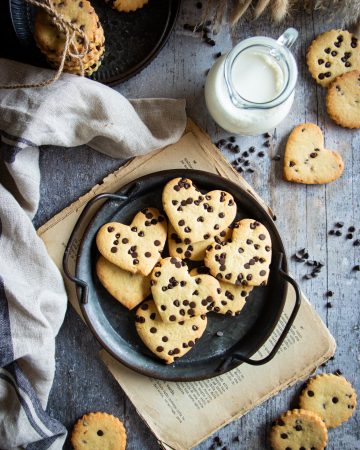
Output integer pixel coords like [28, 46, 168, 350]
[111, 0, 149, 12]
[299, 373, 357, 428]
[96, 208, 167, 276]
[204, 219, 272, 287]
[71, 412, 126, 450]
[326, 70, 360, 129]
[96, 256, 150, 310]
[190, 267, 253, 316]
[150, 257, 221, 323]
[269, 409, 328, 450]
[283, 123, 344, 184]
[168, 224, 232, 261]
[162, 178, 237, 243]
[135, 300, 207, 364]
[307, 29, 360, 87]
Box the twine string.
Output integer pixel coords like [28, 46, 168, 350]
[0, 0, 90, 89]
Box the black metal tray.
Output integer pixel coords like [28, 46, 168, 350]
[63, 170, 301, 381]
[8, 0, 180, 84]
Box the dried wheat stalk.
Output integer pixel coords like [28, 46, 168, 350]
[212, 0, 360, 28]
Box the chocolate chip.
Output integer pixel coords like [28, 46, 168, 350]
[260, 270, 266, 276]
[318, 58, 324, 65]
[310, 152, 318, 158]
[318, 73, 325, 80]
[169, 315, 176, 321]
[289, 161, 295, 167]
[122, 238, 129, 244]
[345, 61, 351, 67]
[133, 259, 139, 265]
[107, 226, 114, 232]
[295, 425, 302, 431]
[324, 47, 331, 54]
[138, 231, 144, 237]
[308, 390, 314, 397]
[156, 346, 164, 352]
[280, 433, 288, 439]
[331, 50, 337, 56]
[111, 247, 117, 253]
[150, 327, 157, 333]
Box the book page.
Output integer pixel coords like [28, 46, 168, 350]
[101, 288, 335, 450]
[38, 120, 335, 450]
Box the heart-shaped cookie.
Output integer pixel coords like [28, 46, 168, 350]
[190, 267, 253, 316]
[150, 257, 221, 323]
[135, 300, 207, 364]
[96, 256, 151, 310]
[204, 219, 272, 287]
[168, 224, 232, 261]
[96, 208, 167, 276]
[162, 177, 237, 243]
[283, 123, 344, 184]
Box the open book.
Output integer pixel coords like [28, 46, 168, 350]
[38, 120, 335, 450]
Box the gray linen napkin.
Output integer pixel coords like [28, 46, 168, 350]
[0, 58, 186, 450]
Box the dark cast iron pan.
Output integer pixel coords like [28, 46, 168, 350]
[8, 0, 180, 85]
[63, 169, 301, 381]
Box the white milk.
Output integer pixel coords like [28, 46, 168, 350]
[231, 50, 284, 103]
[205, 31, 298, 136]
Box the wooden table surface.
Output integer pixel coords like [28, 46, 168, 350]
[33, 1, 360, 449]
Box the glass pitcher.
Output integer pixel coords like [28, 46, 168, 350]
[205, 28, 298, 136]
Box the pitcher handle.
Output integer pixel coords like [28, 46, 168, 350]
[277, 28, 298, 49]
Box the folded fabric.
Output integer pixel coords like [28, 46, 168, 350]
[0, 58, 186, 449]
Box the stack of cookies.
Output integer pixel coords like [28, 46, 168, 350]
[34, 0, 105, 76]
[96, 177, 273, 364]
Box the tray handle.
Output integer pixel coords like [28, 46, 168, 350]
[217, 254, 301, 371]
[62, 192, 129, 305]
